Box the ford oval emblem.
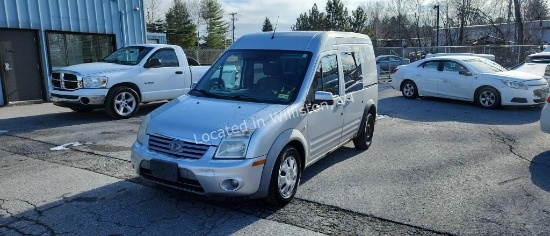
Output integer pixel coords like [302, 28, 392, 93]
[168, 140, 184, 151]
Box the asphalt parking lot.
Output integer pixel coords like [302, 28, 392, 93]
[1, 82, 549, 235]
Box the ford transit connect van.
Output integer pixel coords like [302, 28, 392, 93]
[131, 31, 378, 205]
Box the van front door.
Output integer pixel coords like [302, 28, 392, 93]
[306, 54, 344, 160]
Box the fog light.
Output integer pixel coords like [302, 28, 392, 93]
[220, 178, 242, 191]
[80, 97, 90, 104]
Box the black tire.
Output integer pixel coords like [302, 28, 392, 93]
[475, 86, 500, 109]
[70, 108, 94, 113]
[265, 146, 301, 206]
[401, 80, 418, 99]
[353, 113, 375, 150]
[105, 86, 140, 119]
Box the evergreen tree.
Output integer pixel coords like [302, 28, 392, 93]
[292, 4, 326, 31]
[165, 0, 197, 48]
[262, 17, 274, 32]
[325, 0, 349, 31]
[350, 6, 368, 33]
[200, 0, 229, 49]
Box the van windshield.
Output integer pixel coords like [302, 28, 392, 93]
[190, 49, 312, 104]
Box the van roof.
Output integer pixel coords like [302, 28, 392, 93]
[229, 31, 372, 52]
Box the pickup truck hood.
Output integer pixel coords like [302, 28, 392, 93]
[55, 62, 133, 76]
[146, 96, 288, 146]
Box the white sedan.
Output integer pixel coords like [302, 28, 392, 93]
[391, 55, 549, 109]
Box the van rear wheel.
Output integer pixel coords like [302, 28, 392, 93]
[353, 113, 374, 150]
[265, 146, 301, 206]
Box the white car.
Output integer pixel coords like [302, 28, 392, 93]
[541, 97, 550, 133]
[391, 55, 549, 109]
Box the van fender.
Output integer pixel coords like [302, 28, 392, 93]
[249, 128, 307, 199]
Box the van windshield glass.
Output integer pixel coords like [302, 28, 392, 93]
[190, 49, 312, 104]
[102, 46, 153, 65]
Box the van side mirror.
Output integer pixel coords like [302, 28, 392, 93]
[145, 58, 161, 68]
[459, 70, 472, 76]
[313, 91, 334, 105]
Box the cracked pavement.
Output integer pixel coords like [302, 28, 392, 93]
[1, 83, 550, 235]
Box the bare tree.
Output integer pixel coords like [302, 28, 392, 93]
[145, 0, 162, 24]
[514, 0, 524, 44]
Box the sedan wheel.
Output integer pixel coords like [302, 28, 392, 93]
[402, 80, 418, 99]
[476, 87, 500, 109]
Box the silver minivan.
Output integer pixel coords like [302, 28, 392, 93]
[131, 31, 378, 205]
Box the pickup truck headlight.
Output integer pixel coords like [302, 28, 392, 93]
[502, 80, 528, 90]
[137, 114, 151, 145]
[83, 76, 108, 88]
[214, 130, 255, 159]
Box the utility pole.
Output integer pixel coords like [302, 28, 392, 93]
[229, 12, 238, 43]
[434, 5, 440, 52]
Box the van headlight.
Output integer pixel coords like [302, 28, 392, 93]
[502, 80, 528, 90]
[83, 76, 108, 88]
[137, 115, 151, 145]
[214, 130, 255, 159]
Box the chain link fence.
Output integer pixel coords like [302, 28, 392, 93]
[375, 45, 544, 68]
[186, 45, 544, 68]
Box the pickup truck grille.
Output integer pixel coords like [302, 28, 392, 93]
[51, 72, 81, 90]
[148, 134, 209, 159]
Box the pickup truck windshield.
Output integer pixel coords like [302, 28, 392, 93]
[102, 46, 153, 65]
[190, 50, 312, 104]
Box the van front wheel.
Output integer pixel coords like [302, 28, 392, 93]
[265, 146, 301, 206]
[353, 113, 374, 150]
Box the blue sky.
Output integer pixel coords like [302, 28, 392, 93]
[158, 0, 368, 38]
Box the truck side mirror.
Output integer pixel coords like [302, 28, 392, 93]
[145, 58, 161, 68]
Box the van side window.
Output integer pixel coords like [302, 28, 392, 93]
[149, 48, 179, 67]
[310, 55, 339, 97]
[341, 52, 363, 93]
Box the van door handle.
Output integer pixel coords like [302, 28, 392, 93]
[175, 71, 183, 74]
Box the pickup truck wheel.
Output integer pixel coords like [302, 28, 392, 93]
[70, 108, 94, 113]
[105, 86, 140, 119]
[265, 145, 301, 206]
[353, 112, 374, 150]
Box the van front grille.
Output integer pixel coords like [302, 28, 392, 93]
[148, 134, 209, 159]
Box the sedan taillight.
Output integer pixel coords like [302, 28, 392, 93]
[547, 95, 550, 103]
[391, 68, 398, 74]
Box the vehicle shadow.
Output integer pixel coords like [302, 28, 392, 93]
[530, 151, 550, 192]
[0, 102, 165, 134]
[300, 145, 363, 183]
[0, 178, 268, 235]
[379, 96, 542, 125]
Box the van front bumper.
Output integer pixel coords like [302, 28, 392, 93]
[130, 141, 266, 198]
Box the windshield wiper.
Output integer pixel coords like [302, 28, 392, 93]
[102, 59, 120, 63]
[230, 95, 261, 102]
[191, 88, 220, 98]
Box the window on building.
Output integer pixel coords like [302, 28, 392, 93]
[47, 32, 114, 70]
